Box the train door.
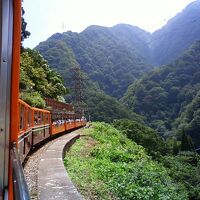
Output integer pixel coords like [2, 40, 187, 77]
[0, 0, 13, 199]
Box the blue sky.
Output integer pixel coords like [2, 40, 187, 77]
[23, 0, 195, 48]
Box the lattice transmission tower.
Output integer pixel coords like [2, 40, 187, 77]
[70, 66, 87, 117]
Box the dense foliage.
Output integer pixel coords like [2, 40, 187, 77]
[36, 0, 200, 99]
[175, 91, 200, 149]
[36, 24, 152, 99]
[86, 90, 134, 122]
[113, 120, 200, 199]
[112, 119, 167, 158]
[65, 70, 140, 123]
[161, 152, 200, 200]
[64, 122, 188, 200]
[20, 49, 67, 107]
[122, 40, 200, 148]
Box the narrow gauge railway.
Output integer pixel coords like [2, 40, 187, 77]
[17, 97, 86, 199]
[15, 98, 86, 200]
[0, 1, 86, 199]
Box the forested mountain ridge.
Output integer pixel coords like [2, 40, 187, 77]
[34, 0, 200, 129]
[82, 24, 152, 64]
[36, 0, 200, 99]
[151, 0, 200, 65]
[122, 40, 200, 148]
[36, 24, 152, 99]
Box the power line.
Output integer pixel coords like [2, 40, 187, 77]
[147, 15, 200, 45]
[146, 14, 175, 31]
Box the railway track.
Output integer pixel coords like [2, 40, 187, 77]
[24, 129, 84, 200]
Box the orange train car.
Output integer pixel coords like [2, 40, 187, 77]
[31, 107, 51, 145]
[0, 1, 86, 199]
[18, 99, 34, 162]
[18, 100, 51, 162]
[18, 99, 86, 162]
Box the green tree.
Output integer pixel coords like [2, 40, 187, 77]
[20, 49, 68, 107]
[181, 132, 195, 151]
[21, 1, 30, 48]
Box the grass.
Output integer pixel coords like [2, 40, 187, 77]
[64, 122, 188, 200]
[64, 130, 117, 199]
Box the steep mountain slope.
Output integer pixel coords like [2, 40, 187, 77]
[34, 0, 200, 131]
[36, 0, 200, 99]
[151, 0, 200, 65]
[85, 87, 142, 123]
[122, 40, 200, 147]
[175, 91, 200, 147]
[36, 24, 152, 99]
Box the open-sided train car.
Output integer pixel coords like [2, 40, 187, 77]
[18, 99, 51, 162]
[18, 98, 86, 163]
[45, 98, 86, 135]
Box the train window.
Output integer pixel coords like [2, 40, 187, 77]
[46, 113, 49, 124]
[52, 113, 58, 123]
[27, 107, 32, 128]
[34, 111, 38, 125]
[44, 113, 46, 122]
[39, 112, 43, 124]
[34, 111, 44, 125]
[20, 104, 25, 131]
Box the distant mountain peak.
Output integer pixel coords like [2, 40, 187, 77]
[186, 0, 200, 9]
[112, 23, 141, 29]
[83, 25, 109, 32]
[151, 0, 200, 65]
